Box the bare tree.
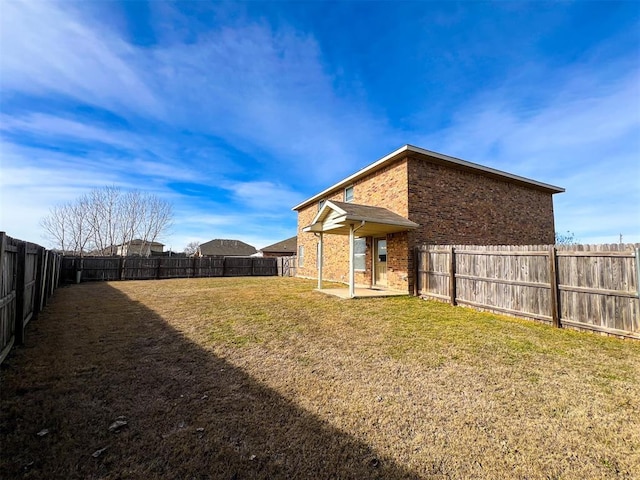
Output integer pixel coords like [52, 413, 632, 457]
[88, 186, 122, 255]
[555, 231, 579, 245]
[138, 194, 173, 255]
[41, 187, 174, 257]
[117, 190, 144, 256]
[184, 241, 201, 256]
[66, 195, 94, 257]
[41, 204, 70, 253]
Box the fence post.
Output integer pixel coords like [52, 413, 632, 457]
[156, 258, 162, 280]
[119, 257, 125, 281]
[449, 246, 456, 306]
[15, 241, 27, 345]
[43, 252, 51, 305]
[413, 246, 419, 296]
[39, 250, 47, 310]
[50, 254, 58, 296]
[549, 245, 560, 328]
[33, 247, 45, 318]
[635, 248, 640, 302]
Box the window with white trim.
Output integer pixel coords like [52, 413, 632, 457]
[354, 237, 366, 271]
[344, 185, 354, 202]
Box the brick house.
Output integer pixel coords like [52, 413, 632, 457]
[293, 145, 564, 296]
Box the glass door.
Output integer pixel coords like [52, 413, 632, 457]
[374, 238, 387, 287]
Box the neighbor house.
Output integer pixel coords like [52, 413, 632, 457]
[293, 144, 564, 296]
[116, 239, 164, 257]
[259, 236, 297, 257]
[200, 239, 257, 257]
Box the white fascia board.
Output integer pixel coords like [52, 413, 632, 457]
[307, 200, 348, 226]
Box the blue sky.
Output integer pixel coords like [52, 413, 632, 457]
[1, 0, 639, 250]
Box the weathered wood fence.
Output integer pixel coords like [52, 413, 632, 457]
[60, 256, 280, 282]
[277, 255, 297, 277]
[416, 244, 640, 339]
[0, 233, 62, 364]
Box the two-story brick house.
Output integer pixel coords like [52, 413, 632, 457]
[293, 144, 564, 296]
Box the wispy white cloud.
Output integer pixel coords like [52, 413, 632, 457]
[0, 113, 140, 151]
[0, 1, 162, 118]
[224, 181, 305, 210]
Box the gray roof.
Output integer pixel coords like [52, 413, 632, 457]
[261, 236, 297, 254]
[303, 200, 419, 237]
[200, 239, 257, 256]
[329, 201, 418, 225]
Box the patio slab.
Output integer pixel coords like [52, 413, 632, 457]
[315, 287, 409, 299]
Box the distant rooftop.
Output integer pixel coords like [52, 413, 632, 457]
[200, 239, 257, 256]
[260, 236, 297, 254]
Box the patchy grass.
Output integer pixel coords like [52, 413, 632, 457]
[1, 277, 639, 479]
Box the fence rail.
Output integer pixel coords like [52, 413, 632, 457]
[60, 256, 288, 282]
[0, 232, 61, 364]
[416, 244, 640, 339]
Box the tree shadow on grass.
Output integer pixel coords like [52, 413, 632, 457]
[1, 282, 417, 479]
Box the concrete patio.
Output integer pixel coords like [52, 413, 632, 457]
[315, 287, 409, 299]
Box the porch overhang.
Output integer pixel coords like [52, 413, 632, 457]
[302, 201, 419, 237]
[302, 201, 419, 299]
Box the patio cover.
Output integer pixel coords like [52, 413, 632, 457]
[302, 201, 419, 298]
[302, 201, 419, 236]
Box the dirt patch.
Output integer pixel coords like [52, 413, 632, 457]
[1, 277, 639, 479]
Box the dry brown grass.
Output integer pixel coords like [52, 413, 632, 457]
[1, 277, 639, 479]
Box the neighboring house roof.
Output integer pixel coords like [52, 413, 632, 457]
[200, 239, 257, 256]
[293, 144, 565, 211]
[303, 201, 420, 237]
[123, 239, 165, 246]
[260, 236, 297, 254]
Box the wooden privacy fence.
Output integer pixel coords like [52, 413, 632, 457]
[60, 256, 280, 282]
[416, 244, 640, 339]
[0, 232, 62, 364]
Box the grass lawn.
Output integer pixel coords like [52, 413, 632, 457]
[1, 277, 639, 479]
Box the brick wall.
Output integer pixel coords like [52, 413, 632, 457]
[406, 156, 556, 245]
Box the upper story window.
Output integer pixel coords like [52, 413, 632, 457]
[344, 185, 354, 202]
[318, 199, 326, 211]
